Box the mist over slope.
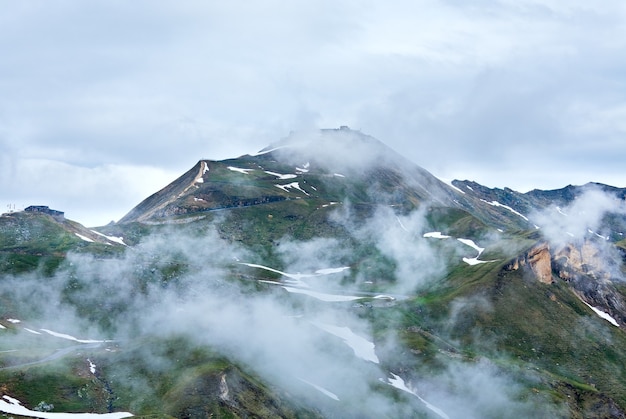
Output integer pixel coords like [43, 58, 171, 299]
[2, 128, 626, 418]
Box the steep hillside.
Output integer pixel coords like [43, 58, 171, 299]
[2, 128, 626, 418]
[118, 128, 531, 231]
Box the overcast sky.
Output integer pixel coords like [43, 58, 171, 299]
[1, 1, 625, 226]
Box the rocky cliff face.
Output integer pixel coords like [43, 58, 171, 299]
[554, 241, 613, 282]
[505, 242, 553, 284]
[506, 239, 626, 327]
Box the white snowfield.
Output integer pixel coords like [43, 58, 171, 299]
[227, 166, 254, 174]
[87, 359, 96, 374]
[423, 233, 496, 266]
[437, 178, 465, 194]
[0, 395, 133, 419]
[384, 374, 450, 419]
[90, 231, 127, 246]
[264, 171, 297, 180]
[456, 238, 496, 266]
[581, 300, 619, 327]
[295, 162, 310, 173]
[240, 262, 349, 283]
[480, 199, 529, 221]
[275, 182, 309, 195]
[423, 232, 450, 239]
[240, 262, 312, 286]
[243, 262, 361, 302]
[311, 321, 379, 364]
[75, 233, 94, 243]
[456, 238, 483, 253]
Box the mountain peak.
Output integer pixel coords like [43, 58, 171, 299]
[252, 126, 394, 172]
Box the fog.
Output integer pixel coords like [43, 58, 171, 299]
[1, 206, 563, 417]
[532, 185, 626, 248]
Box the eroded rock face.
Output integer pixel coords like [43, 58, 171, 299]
[506, 239, 626, 327]
[505, 242, 553, 284]
[527, 243, 553, 284]
[554, 241, 611, 282]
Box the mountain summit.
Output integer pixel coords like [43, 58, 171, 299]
[119, 127, 461, 224]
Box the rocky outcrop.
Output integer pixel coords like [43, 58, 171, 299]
[553, 241, 612, 282]
[527, 243, 553, 284]
[505, 242, 553, 284]
[506, 239, 626, 327]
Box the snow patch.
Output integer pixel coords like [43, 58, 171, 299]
[581, 300, 619, 327]
[457, 238, 484, 253]
[275, 182, 309, 195]
[240, 262, 312, 285]
[242, 263, 349, 287]
[75, 233, 94, 243]
[25, 328, 42, 335]
[423, 232, 451, 239]
[588, 229, 609, 240]
[90, 230, 127, 246]
[457, 238, 496, 266]
[296, 162, 310, 173]
[264, 170, 297, 180]
[7, 319, 20, 324]
[438, 178, 465, 194]
[462, 257, 491, 266]
[0, 395, 133, 419]
[311, 321, 379, 364]
[88, 358, 96, 374]
[333, 173, 345, 178]
[385, 373, 450, 419]
[480, 199, 529, 221]
[227, 166, 254, 174]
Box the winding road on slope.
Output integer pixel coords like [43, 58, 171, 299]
[0, 342, 103, 371]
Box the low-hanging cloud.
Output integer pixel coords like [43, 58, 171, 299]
[531, 185, 626, 249]
[1, 211, 563, 417]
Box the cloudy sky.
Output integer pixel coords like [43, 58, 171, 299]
[1, 1, 625, 226]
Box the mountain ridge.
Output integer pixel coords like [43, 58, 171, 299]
[2, 128, 626, 418]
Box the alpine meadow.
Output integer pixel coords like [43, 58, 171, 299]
[2, 128, 626, 418]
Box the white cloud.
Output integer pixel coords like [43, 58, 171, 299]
[1, 0, 625, 222]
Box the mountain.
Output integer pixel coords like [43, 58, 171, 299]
[2, 128, 626, 418]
